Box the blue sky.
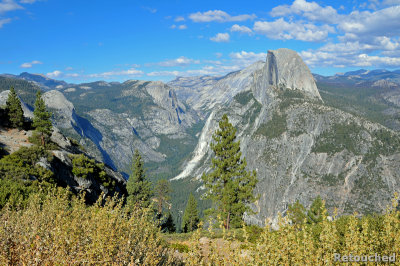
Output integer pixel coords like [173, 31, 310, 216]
[1, 0, 400, 83]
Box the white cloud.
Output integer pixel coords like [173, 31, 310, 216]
[178, 24, 187, 30]
[210, 32, 230, 42]
[0, 0, 22, 13]
[271, 0, 341, 24]
[152, 56, 200, 67]
[230, 24, 253, 35]
[230, 51, 268, 67]
[0, 17, 11, 28]
[382, 0, 400, 6]
[65, 73, 79, 77]
[20, 60, 42, 68]
[142, 6, 157, 13]
[338, 6, 400, 40]
[174, 16, 185, 22]
[147, 64, 242, 78]
[170, 24, 176, 29]
[147, 70, 181, 77]
[87, 68, 143, 78]
[46, 70, 62, 78]
[189, 10, 256, 23]
[253, 18, 334, 42]
[20, 0, 38, 3]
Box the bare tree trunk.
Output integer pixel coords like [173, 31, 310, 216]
[41, 133, 45, 146]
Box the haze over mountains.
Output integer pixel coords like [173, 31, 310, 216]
[1, 49, 400, 225]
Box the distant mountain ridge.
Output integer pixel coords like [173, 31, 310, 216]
[2, 53, 400, 226]
[1, 72, 68, 91]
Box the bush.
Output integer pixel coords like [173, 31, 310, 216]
[70, 154, 115, 189]
[0, 146, 54, 182]
[0, 189, 178, 265]
[170, 242, 189, 253]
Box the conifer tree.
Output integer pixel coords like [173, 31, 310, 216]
[161, 211, 176, 233]
[288, 200, 306, 228]
[154, 179, 171, 214]
[181, 193, 200, 232]
[126, 149, 152, 208]
[202, 114, 258, 229]
[33, 90, 52, 146]
[5, 87, 24, 128]
[307, 195, 325, 224]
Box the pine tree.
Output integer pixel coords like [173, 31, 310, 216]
[307, 196, 325, 224]
[161, 211, 176, 233]
[202, 114, 258, 229]
[126, 149, 152, 208]
[181, 193, 200, 232]
[33, 90, 52, 146]
[5, 87, 24, 128]
[288, 200, 306, 228]
[154, 179, 171, 214]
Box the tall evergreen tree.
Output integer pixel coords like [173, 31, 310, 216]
[33, 90, 52, 146]
[5, 87, 24, 128]
[161, 211, 176, 233]
[288, 200, 306, 228]
[154, 179, 171, 214]
[307, 195, 325, 224]
[202, 114, 258, 229]
[181, 193, 200, 233]
[126, 149, 152, 208]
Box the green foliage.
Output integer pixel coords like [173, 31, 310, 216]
[0, 76, 40, 106]
[5, 87, 24, 128]
[154, 179, 172, 214]
[307, 196, 325, 224]
[318, 82, 397, 127]
[312, 122, 363, 155]
[280, 89, 306, 99]
[161, 212, 176, 233]
[70, 154, 115, 189]
[33, 90, 52, 146]
[255, 112, 287, 139]
[126, 149, 153, 208]
[202, 114, 258, 229]
[0, 178, 37, 209]
[0, 146, 54, 182]
[288, 200, 306, 228]
[169, 242, 189, 253]
[28, 131, 58, 150]
[234, 91, 254, 105]
[181, 193, 200, 233]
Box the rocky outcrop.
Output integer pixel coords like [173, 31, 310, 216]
[173, 48, 400, 224]
[169, 61, 265, 116]
[0, 90, 33, 118]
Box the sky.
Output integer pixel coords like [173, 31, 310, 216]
[0, 0, 400, 83]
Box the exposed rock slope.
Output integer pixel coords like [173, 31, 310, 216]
[173, 48, 400, 224]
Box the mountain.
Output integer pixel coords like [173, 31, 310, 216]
[313, 69, 400, 131]
[2, 52, 400, 226]
[172, 49, 400, 225]
[1, 72, 68, 91]
[169, 61, 265, 116]
[0, 110, 126, 204]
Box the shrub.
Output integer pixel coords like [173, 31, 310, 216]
[0, 189, 178, 265]
[0, 146, 54, 182]
[70, 154, 115, 189]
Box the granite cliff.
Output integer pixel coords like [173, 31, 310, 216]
[173, 48, 400, 225]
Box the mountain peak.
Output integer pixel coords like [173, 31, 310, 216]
[252, 48, 321, 105]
